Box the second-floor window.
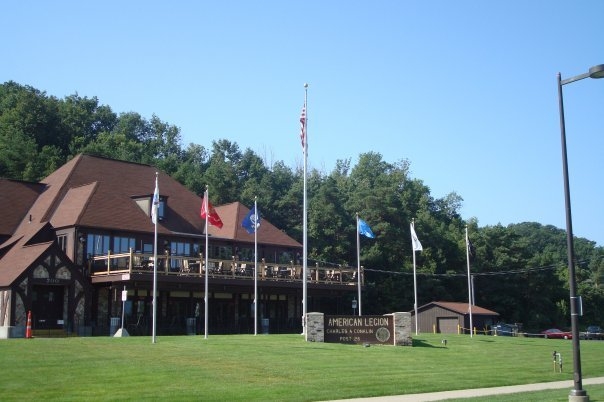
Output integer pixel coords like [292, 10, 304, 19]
[170, 241, 191, 256]
[87, 234, 110, 256]
[57, 234, 67, 252]
[114, 236, 136, 253]
[134, 196, 166, 222]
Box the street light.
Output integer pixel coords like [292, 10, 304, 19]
[557, 63, 604, 402]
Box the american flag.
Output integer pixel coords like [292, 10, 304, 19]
[299, 105, 306, 151]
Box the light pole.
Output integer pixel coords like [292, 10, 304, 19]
[557, 63, 604, 402]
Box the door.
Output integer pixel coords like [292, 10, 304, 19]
[32, 285, 65, 329]
[437, 317, 459, 334]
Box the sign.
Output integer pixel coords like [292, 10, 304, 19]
[324, 315, 394, 345]
[31, 278, 69, 285]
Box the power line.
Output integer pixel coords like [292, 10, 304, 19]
[363, 259, 592, 278]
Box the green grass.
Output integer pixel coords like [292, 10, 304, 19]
[1, 334, 603, 401]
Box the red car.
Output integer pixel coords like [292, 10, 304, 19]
[541, 328, 572, 339]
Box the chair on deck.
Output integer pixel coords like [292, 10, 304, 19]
[131, 255, 145, 270]
[213, 261, 223, 275]
[181, 259, 191, 274]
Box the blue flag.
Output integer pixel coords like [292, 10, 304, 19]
[242, 206, 260, 234]
[358, 218, 375, 238]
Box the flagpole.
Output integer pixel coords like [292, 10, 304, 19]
[356, 213, 362, 316]
[152, 172, 158, 344]
[465, 226, 473, 338]
[204, 186, 209, 339]
[412, 219, 418, 335]
[302, 83, 308, 336]
[254, 197, 258, 336]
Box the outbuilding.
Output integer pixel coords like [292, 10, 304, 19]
[411, 301, 499, 334]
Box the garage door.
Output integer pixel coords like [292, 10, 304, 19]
[437, 317, 458, 334]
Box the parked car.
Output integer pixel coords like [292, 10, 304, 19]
[541, 328, 572, 339]
[585, 325, 603, 340]
[492, 323, 516, 336]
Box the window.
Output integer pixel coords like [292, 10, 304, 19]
[215, 245, 233, 260]
[113, 237, 136, 253]
[170, 241, 191, 256]
[157, 199, 165, 221]
[134, 195, 166, 221]
[57, 234, 67, 252]
[239, 247, 253, 262]
[87, 234, 110, 256]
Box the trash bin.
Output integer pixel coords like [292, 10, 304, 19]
[109, 317, 120, 336]
[186, 317, 196, 335]
[261, 318, 269, 334]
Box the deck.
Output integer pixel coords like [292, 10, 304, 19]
[88, 251, 363, 287]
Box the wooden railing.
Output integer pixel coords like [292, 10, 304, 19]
[89, 250, 363, 286]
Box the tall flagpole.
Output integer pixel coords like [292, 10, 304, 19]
[152, 172, 158, 344]
[302, 83, 308, 336]
[204, 186, 209, 339]
[356, 213, 362, 316]
[465, 226, 473, 337]
[254, 197, 258, 336]
[412, 219, 418, 335]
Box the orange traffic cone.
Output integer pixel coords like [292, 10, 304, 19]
[25, 310, 32, 339]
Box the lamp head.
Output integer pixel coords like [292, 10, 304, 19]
[589, 64, 604, 79]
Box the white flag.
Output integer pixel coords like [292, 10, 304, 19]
[410, 223, 423, 251]
[151, 177, 159, 224]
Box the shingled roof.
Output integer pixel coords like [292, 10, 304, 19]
[0, 179, 45, 239]
[0, 222, 55, 286]
[211, 202, 301, 247]
[417, 301, 499, 316]
[2, 153, 300, 253]
[38, 154, 206, 236]
[0, 154, 302, 287]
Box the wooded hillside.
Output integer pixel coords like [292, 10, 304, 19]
[1, 81, 603, 331]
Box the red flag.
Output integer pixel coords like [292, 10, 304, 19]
[201, 197, 223, 228]
[300, 105, 306, 151]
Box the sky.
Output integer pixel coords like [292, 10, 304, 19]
[2, 1, 603, 246]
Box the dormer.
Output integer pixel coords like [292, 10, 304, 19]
[133, 193, 166, 221]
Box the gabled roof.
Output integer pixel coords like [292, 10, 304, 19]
[0, 154, 302, 287]
[4, 154, 301, 247]
[0, 222, 55, 287]
[0, 179, 45, 238]
[210, 202, 301, 247]
[37, 154, 206, 236]
[416, 301, 499, 316]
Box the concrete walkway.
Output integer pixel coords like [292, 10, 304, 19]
[333, 377, 604, 401]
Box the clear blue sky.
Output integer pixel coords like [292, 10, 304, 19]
[2, 1, 603, 245]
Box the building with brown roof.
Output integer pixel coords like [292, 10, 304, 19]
[412, 301, 499, 335]
[0, 154, 359, 337]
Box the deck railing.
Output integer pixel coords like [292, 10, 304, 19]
[89, 250, 363, 286]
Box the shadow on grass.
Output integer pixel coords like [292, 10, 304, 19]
[412, 338, 442, 348]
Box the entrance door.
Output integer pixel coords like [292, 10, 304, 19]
[32, 285, 65, 329]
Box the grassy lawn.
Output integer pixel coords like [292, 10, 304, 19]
[1, 333, 603, 401]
